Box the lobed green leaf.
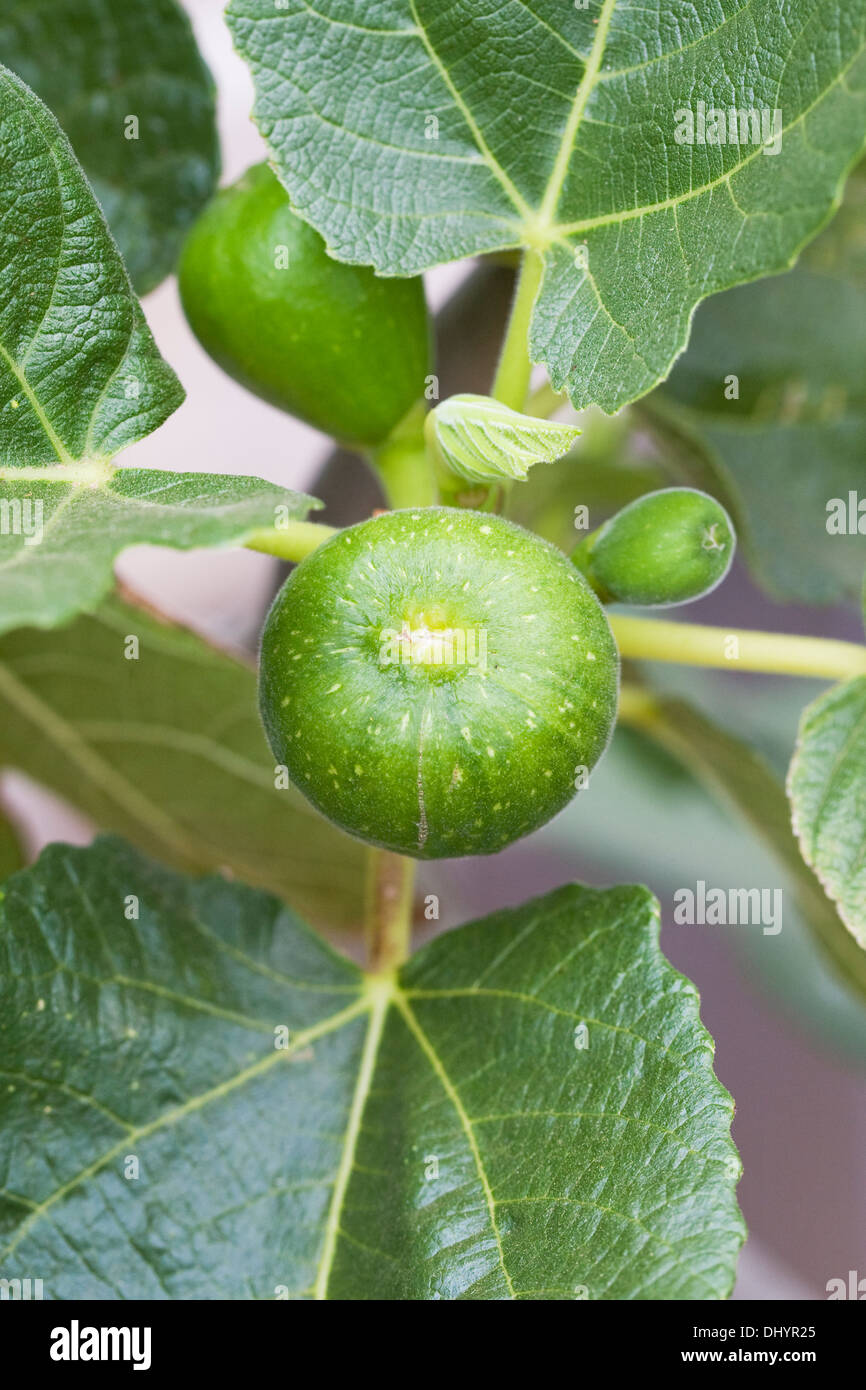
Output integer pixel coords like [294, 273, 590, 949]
[0, 0, 219, 294]
[0, 69, 318, 635]
[0, 468, 319, 636]
[0, 65, 183, 466]
[229, 0, 866, 412]
[0, 836, 743, 1299]
[788, 677, 866, 948]
[0, 599, 364, 930]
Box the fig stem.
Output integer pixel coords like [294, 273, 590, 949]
[525, 379, 566, 419]
[245, 519, 338, 562]
[364, 850, 417, 973]
[570, 528, 607, 597]
[491, 250, 544, 411]
[612, 616, 866, 682]
[370, 402, 438, 508]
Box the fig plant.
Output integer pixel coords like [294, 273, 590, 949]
[0, 0, 865, 1302]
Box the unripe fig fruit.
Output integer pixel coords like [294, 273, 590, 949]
[178, 163, 432, 447]
[259, 509, 619, 859]
[573, 488, 736, 607]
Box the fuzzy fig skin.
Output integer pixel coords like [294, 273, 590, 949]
[179, 163, 432, 447]
[259, 508, 619, 859]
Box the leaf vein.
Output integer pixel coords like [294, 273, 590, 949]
[0, 997, 367, 1264]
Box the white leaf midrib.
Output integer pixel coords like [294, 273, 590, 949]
[313, 979, 392, 1298]
[537, 0, 620, 227]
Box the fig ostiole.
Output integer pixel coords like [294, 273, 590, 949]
[573, 487, 736, 607]
[179, 162, 432, 448]
[259, 508, 619, 859]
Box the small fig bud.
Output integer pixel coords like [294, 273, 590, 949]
[572, 488, 736, 607]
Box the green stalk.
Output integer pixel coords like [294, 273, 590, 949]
[245, 519, 339, 562]
[612, 616, 866, 683]
[364, 850, 417, 973]
[490, 250, 544, 411]
[370, 402, 437, 509]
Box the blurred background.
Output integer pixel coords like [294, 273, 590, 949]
[2, 0, 864, 1300]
